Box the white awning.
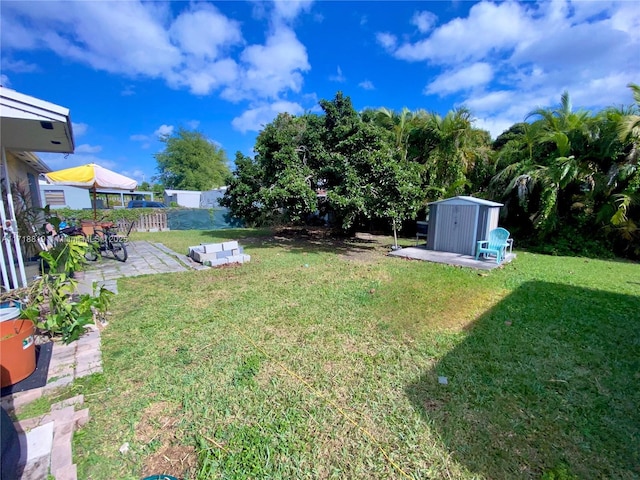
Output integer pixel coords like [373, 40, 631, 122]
[0, 87, 75, 153]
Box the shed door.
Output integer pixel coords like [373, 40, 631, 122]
[434, 204, 477, 255]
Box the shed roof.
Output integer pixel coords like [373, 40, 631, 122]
[428, 195, 503, 207]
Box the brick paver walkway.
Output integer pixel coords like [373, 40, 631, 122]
[74, 240, 206, 294]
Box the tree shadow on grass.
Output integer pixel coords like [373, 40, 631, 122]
[197, 227, 394, 260]
[406, 281, 640, 479]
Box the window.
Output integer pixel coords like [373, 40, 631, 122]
[27, 173, 41, 209]
[44, 189, 66, 206]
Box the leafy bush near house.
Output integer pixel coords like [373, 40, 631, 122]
[23, 240, 113, 344]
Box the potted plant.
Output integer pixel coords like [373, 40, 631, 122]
[0, 316, 37, 388]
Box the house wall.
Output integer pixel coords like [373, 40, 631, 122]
[200, 187, 227, 208]
[164, 191, 202, 208]
[39, 184, 92, 210]
[3, 150, 43, 210]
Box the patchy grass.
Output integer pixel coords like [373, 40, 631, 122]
[61, 229, 640, 479]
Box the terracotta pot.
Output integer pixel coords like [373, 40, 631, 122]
[0, 319, 36, 388]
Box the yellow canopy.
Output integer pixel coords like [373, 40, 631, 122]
[45, 163, 137, 219]
[44, 163, 137, 190]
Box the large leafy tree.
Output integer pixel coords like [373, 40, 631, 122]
[154, 128, 230, 190]
[219, 152, 265, 226]
[222, 113, 325, 226]
[253, 113, 319, 223]
[222, 92, 423, 233]
[320, 93, 422, 232]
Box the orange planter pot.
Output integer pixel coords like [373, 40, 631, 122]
[0, 319, 36, 388]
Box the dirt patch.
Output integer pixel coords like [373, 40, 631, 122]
[135, 402, 198, 479]
[272, 226, 393, 263]
[142, 445, 198, 479]
[274, 226, 339, 239]
[134, 402, 180, 444]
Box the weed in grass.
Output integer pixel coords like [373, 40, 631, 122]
[232, 354, 263, 387]
[541, 464, 579, 480]
[12, 395, 53, 421]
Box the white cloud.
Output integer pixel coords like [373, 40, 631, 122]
[411, 11, 437, 34]
[474, 116, 516, 139]
[569, 0, 616, 23]
[377, 1, 639, 139]
[154, 124, 174, 138]
[0, 74, 9, 86]
[169, 4, 243, 60]
[511, 23, 628, 74]
[187, 120, 200, 130]
[121, 169, 146, 182]
[121, 85, 135, 96]
[376, 32, 397, 52]
[222, 26, 310, 101]
[359, 80, 375, 90]
[0, 1, 312, 102]
[609, 0, 640, 39]
[72, 123, 88, 137]
[463, 90, 514, 114]
[232, 101, 304, 133]
[75, 144, 103, 154]
[1, 2, 181, 77]
[39, 152, 120, 171]
[393, 2, 531, 63]
[130, 134, 149, 142]
[272, 0, 313, 21]
[425, 63, 493, 95]
[570, 73, 634, 111]
[329, 66, 346, 83]
[1, 59, 38, 73]
[168, 58, 240, 95]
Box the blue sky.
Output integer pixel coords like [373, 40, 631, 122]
[1, 0, 639, 185]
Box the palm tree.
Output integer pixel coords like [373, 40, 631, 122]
[603, 83, 640, 255]
[617, 83, 640, 163]
[373, 107, 417, 162]
[420, 107, 491, 198]
[492, 92, 597, 237]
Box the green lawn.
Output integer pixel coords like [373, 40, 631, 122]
[61, 229, 639, 479]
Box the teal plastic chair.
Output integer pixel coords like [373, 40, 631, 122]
[475, 227, 511, 263]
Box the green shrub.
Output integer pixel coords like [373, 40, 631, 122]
[23, 241, 114, 344]
[541, 464, 578, 480]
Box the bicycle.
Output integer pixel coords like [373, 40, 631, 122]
[85, 221, 128, 262]
[35, 220, 93, 275]
[39, 218, 88, 250]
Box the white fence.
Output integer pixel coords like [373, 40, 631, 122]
[116, 213, 169, 233]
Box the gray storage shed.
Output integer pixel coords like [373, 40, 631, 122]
[426, 196, 503, 256]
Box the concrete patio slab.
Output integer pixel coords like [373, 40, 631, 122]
[388, 246, 516, 270]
